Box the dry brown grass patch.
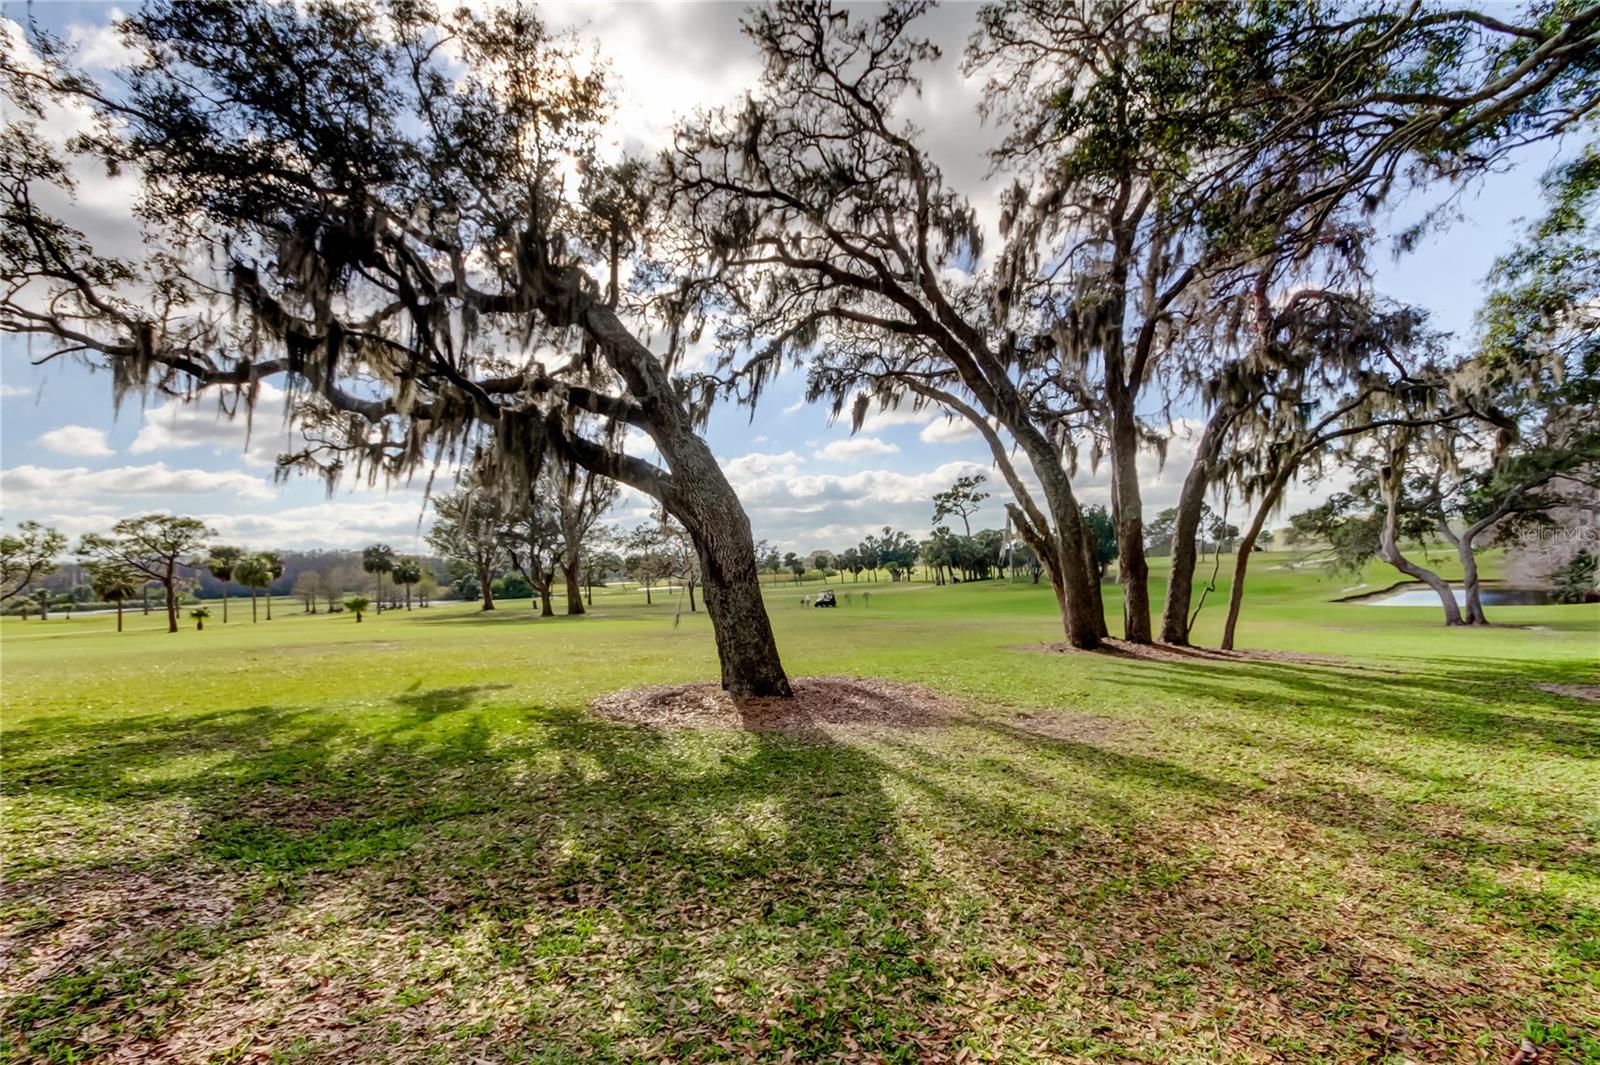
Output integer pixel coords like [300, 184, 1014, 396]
[1537, 682, 1600, 704]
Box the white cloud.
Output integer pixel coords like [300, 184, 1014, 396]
[720, 450, 806, 488]
[1, 462, 276, 505]
[919, 417, 979, 444]
[201, 497, 436, 551]
[129, 384, 298, 468]
[816, 436, 899, 462]
[0, 384, 30, 398]
[853, 398, 936, 433]
[66, 9, 139, 71]
[38, 425, 114, 457]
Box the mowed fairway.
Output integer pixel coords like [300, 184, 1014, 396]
[2, 557, 1598, 1063]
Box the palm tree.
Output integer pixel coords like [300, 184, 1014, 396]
[344, 595, 370, 622]
[391, 557, 423, 610]
[190, 607, 211, 630]
[233, 554, 271, 622]
[260, 550, 285, 620]
[204, 545, 245, 623]
[88, 563, 140, 632]
[362, 544, 395, 613]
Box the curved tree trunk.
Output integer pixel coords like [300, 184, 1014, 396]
[1438, 519, 1488, 625]
[1161, 407, 1231, 645]
[1220, 476, 1290, 651]
[663, 438, 791, 698]
[1378, 465, 1463, 625]
[915, 384, 1102, 649]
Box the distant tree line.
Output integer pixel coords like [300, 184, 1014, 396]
[5, 0, 1593, 692]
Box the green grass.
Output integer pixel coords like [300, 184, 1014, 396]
[2, 554, 1597, 1063]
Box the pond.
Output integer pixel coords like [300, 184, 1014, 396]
[1355, 585, 1558, 607]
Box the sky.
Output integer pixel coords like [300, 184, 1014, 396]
[0, 1, 1572, 555]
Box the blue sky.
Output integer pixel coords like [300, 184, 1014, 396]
[0, 1, 1567, 554]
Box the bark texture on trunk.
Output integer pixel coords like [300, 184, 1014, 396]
[478, 561, 495, 611]
[1160, 408, 1231, 645]
[563, 557, 584, 615]
[163, 570, 178, 634]
[665, 443, 791, 697]
[1439, 520, 1489, 625]
[1109, 395, 1152, 643]
[1378, 465, 1463, 625]
[519, 285, 792, 697]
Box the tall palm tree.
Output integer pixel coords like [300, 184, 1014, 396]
[88, 563, 140, 632]
[233, 554, 271, 623]
[391, 557, 423, 610]
[204, 545, 245, 623]
[260, 550, 285, 620]
[362, 544, 395, 613]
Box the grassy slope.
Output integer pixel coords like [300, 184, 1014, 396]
[2, 554, 1597, 1063]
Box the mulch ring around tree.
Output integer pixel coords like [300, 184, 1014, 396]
[591, 675, 968, 735]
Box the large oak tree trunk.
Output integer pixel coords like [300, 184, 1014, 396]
[664, 440, 791, 698]
[477, 560, 495, 611]
[530, 293, 791, 697]
[1108, 396, 1152, 643]
[1024, 461, 1103, 649]
[563, 555, 585, 615]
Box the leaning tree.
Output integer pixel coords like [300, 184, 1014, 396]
[672, 0, 1598, 648]
[0, 520, 65, 603]
[1, 1, 791, 696]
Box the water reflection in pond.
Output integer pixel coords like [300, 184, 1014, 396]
[1356, 585, 1557, 606]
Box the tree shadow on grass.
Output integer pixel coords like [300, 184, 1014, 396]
[0, 690, 953, 1062]
[4, 669, 1596, 1063]
[1116, 654, 1600, 757]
